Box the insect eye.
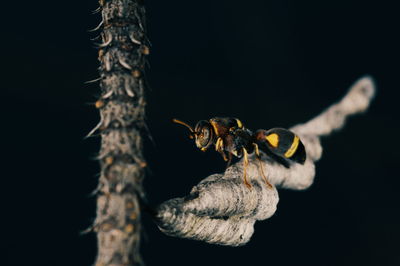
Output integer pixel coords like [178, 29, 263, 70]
[194, 120, 214, 149]
[195, 127, 211, 148]
[202, 128, 210, 139]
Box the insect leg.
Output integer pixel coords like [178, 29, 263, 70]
[215, 137, 223, 151]
[242, 147, 251, 188]
[215, 137, 228, 161]
[220, 151, 229, 162]
[253, 143, 273, 188]
[226, 152, 233, 168]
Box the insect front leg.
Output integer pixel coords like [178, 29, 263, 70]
[215, 137, 229, 161]
[226, 152, 233, 168]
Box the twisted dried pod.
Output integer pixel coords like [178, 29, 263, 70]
[156, 76, 375, 246]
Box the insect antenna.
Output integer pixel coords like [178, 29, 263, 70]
[172, 119, 196, 139]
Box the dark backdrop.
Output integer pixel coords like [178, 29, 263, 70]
[2, 1, 399, 266]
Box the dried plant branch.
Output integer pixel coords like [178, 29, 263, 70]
[89, 0, 150, 265]
[156, 77, 375, 246]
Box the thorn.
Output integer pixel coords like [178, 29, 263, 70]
[92, 7, 101, 14]
[119, 58, 132, 70]
[130, 33, 142, 45]
[88, 20, 103, 32]
[125, 86, 135, 97]
[80, 226, 94, 235]
[90, 35, 100, 41]
[102, 90, 113, 99]
[99, 33, 112, 47]
[104, 54, 111, 71]
[85, 77, 102, 84]
[85, 120, 103, 138]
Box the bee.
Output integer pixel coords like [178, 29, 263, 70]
[173, 117, 306, 188]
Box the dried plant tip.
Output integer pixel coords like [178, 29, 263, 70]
[129, 212, 137, 220]
[126, 201, 134, 209]
[125, 224, 135, 233]
[105, 156, 114, 165]
[98, 49, 104, 60]
[101, 223, 113, 232]
[95, 100, 105, 109]
[141, 46, 150, 55]
[132, 70, 141, 78]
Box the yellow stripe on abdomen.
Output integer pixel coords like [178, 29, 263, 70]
[284, 135, 299, 158]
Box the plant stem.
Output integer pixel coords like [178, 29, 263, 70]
[91, 0, 149, 265]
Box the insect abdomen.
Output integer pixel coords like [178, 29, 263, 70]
[255, 128, 306, 165]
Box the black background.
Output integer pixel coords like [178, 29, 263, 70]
[2, 1, 400, 265]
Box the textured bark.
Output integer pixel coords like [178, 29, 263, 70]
[90, 0, 149, 265]
[156, 77, 376, 246]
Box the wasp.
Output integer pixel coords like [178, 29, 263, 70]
[173, 117, 306, 188]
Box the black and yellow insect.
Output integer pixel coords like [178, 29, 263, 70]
[173, 117, 306, 188]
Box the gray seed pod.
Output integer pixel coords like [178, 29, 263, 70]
[156, 76, 376, 246]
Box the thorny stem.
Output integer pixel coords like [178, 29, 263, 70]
[90, 0, 149, 265]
